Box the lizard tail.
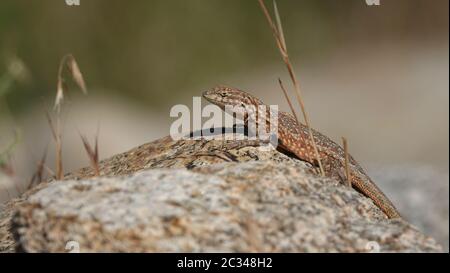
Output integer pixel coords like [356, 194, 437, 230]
[351, 174, 402, 219]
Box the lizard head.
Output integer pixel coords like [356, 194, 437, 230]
[202, 86, 265, 109]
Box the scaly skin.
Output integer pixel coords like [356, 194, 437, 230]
[203, 86, 401, 219]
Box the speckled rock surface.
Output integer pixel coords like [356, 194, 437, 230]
[13, 160, 442, 252]
[1, 135, 444, 252]
[1, 135, 269, 252]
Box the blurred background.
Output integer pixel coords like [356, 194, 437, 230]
[0, 0, 448, 250]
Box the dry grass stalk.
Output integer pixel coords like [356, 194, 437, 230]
[278, 78, 299, 124]
[28, 147, 48, 190]
[258, 0, 325, 176]
[342, 137, 351, 187]
[43, 165, 55, 178]
[79, 131, 100, 176]
[48, 54, 87, 180]
[45, 109, 63, 180]
[55, 54, 87, 111]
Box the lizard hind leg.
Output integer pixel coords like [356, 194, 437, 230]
[326, 163, 352, 187]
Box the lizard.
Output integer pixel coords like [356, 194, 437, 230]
[202, 85, 401, 219]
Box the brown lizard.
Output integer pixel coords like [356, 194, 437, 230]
[203, 86, 401, 219]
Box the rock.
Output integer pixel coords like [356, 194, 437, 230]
[1, 135, 444, 252]
[370, 165, 449, 251]
[0, 135, 292, 252]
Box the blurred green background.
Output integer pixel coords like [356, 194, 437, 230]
[0, 0, 449, 249]
[0, 0, 447, 112]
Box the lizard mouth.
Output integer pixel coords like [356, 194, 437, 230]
[202, 90, 225, 109]
[201, 90, 213, 100]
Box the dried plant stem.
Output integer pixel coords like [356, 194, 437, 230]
[55, 54, 87, 112]
[43, 165, 55, 177]
[342, 137, 351, 187]
[46, 110, 63, 180]
[56, 113, 63, 179]
[28, 147, 48, 190]
[48, 54, 87, 181]
[278, 78, 309, 147]
[258, 0, 325, 176]
[79, 130, 100, 177]
[278, 78, 299, 124]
